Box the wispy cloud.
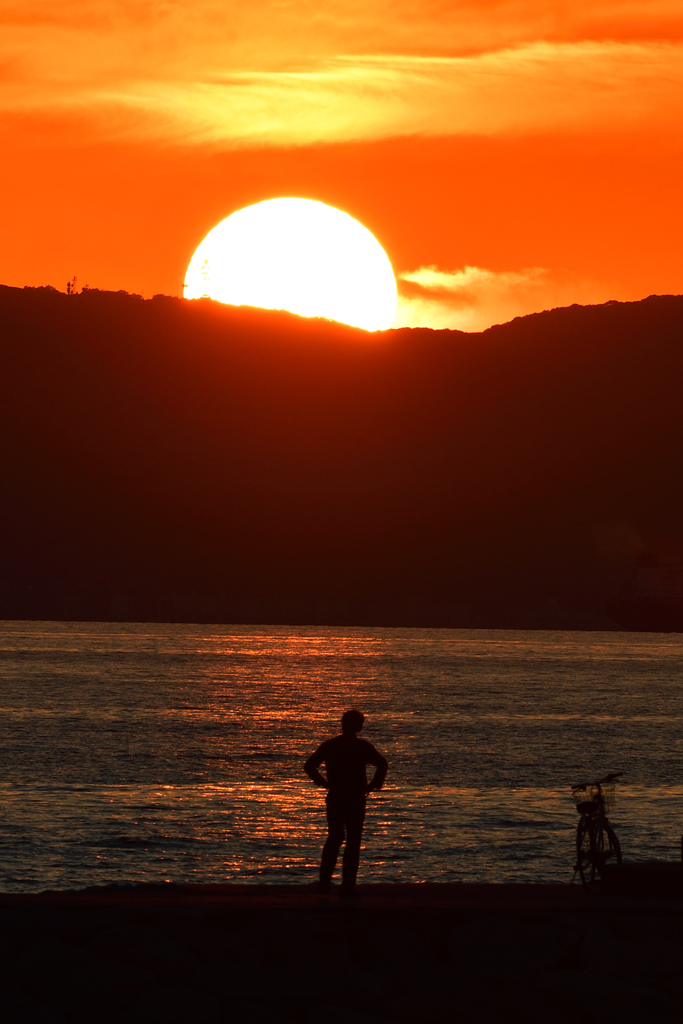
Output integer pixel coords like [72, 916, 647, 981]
[2, 38, 683, 147]
[393, 265, 623, 331]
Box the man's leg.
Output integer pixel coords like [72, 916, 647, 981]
[320, 795, 345, 892]
[341, 798, 366, 891]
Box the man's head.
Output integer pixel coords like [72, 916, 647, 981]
[341, 709, 365, 735]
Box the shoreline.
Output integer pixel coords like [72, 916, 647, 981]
[4, 878, 683, 921]
[1, 879, 681, 914]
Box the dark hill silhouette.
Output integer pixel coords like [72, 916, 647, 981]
[1, 284, 682, 629]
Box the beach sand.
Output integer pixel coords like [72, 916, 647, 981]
[1, 883, 682, 1023]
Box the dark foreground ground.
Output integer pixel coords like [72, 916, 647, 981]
[1, 883, 683, 1024]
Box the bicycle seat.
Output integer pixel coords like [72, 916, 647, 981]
[576, 801, 598, 815]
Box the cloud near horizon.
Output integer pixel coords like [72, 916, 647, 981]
[392, 266, 624, 332]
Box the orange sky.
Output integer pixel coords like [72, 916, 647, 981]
[2, 1, 682, 329]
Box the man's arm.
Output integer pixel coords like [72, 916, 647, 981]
[365, 745, 388, 793]
[304, 743, 329, 788]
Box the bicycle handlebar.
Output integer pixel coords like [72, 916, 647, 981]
[571, 770, 624, 790]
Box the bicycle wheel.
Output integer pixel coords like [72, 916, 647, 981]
[592, 817, 621, 880]
[575, 816, 597, 887]
[604, 820, 622, 865]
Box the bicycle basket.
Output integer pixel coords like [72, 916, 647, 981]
[574, 783, 615, 813]
[573, 789, 598, 814]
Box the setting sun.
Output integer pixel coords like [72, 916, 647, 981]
[183, 198, 397, 332]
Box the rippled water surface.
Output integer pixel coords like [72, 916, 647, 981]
[1, 622, 682, 891]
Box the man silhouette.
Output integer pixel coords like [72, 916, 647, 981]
[304, 709, 388, 896]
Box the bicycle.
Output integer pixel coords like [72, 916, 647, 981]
[572, 771, 623, 887]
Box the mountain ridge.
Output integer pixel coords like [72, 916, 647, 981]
[1, 284, 682, 628]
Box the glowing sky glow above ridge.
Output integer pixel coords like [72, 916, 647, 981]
[184, 198, 397, 331]
[2, 1, 682, 329]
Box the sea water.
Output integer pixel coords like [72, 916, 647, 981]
[0, 622, 682, 892]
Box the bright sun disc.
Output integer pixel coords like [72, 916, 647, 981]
[184, 198, 397, 331]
